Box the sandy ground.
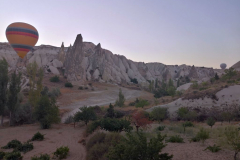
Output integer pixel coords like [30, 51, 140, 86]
[147, 85, 240, 116]
[0, 124, 86, 160]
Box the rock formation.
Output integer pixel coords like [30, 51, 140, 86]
[0, 34, 221, 86]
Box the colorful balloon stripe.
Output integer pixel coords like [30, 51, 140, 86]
[14, 48, 30, 52]
[6, 27, 38, 36]
[11, 44, 33, 50]
[6, 31, 38, 39]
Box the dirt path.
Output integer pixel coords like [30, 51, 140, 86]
[0, 124, 85, 160]
[59, 85, 146, 122]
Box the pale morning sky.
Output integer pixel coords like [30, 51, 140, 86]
[0, 0, 239, 68]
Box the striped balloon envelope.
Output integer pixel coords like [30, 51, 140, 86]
[6, 22, 39, 58]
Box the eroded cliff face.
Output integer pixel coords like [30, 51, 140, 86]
[0, 34, 216, 86]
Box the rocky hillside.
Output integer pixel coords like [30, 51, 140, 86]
[0, 34, 220, 86]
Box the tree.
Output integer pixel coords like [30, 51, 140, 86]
[27, 61, 44, 110]
[206, 117, 215, 128]
[224, 126, 240, 160]
[107, 132, 173, 160]
[34, 96, 60, 129]
[196, 128, 209, 144]
[151, 107, 168, 123]
[177, 107, 197, 121]
[0, 58, 8, 126]
[74, 106, 97, 126]
[168, 79, 174, 87]
[155, 78, 159, 88]
[167, 86, 176, 97]
[132, 111, 152, 132]
[115, 88, 125, 107]
[223, 67, 237, 79]
[7, 71, 22, 126]
[105, 103, 115, 118]
[100, 118, 132, 132]
[214, 73, 219, 80]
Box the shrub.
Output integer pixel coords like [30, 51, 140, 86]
[34, 96, 60, 129]
[0, 151, 5, 159]
[206, 117, 215, 128]
[135, 99, 149, 108]
[156, 126, 165, 131]
[166, 135, 184, 143]
[31, 132, 44, 141]
[107, 132, 173, 160]
[151, 107, 168, 122]
[15, 142, 34, 153]
[85, 87, 88, 90]
[100, 118, 133, 132]
[64, 115, 74, 124]
[86, 132, 123, 160]
[114, 111, 124, 118]
[54, 146, 69, 159]
[78, 86, 83, 90]
[48, 88, 61, 98]
[2, 139, 22, 149]
[31, 154, 50, 160]
[196, 128, 209, 144]
[13, 102, 32, 125]
[132, 111, 152, 132]
[86, 132, 106, 151]
[204, 144, 221, 152]
[65, 82, 73, 88]
[86, 121, 101, 135]
[50, 76, 59, 82]
[130, 78, 138, 84]
[4, 152, 22, 160]
[182, 121, 194, 127]
[74, 106, 97, 125]
[190, 136, 200, 142]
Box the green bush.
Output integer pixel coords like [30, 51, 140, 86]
[64, 115, 74, 124]
[54, 146, 69, 159]
[48, 88, 61, 98]
[182, 121, 194, 127]
[156, 126, 165, 131]
[107, 132, 173, 160]
[135, 99, 149, 108]
[4, 152, 22, 160]
[86, 121, 101, 135]
[100, 118, 133, 132]
[74, 106, 97, 125]
[0, 151, 5, 159]
[50, 76, 59, 82]
[78, 86, 83, 90]
[204, 144, 221, 152]
[2, 139, 22, 149]
[31, 154, 50, 160]
[15, 142, 34, 153]
[85, 87, 89, 90]
[31, 132, 44, 141]
[190, 136, 200, 142]
[196, 128, 209, 144]
[130, 78, 138, 84]
[65, 82, 73, 88]
[86, 132, 123, 160]
[34, 96, 60, 129]
[206, 117, 215, 128]
[166, 135, 184, 143]
[114, 111, 124, 118]
[151, 107, 168, 122]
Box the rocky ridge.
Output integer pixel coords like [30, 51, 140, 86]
[0, 34, 221, 86]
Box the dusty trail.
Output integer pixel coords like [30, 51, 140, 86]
[60, 86, 144, 122]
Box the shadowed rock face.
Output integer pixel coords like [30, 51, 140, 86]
[0, 34, 216, 86]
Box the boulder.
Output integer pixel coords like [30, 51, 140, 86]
[49, 66, 60, 75]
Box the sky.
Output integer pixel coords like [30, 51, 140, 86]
[0, 0, 239, 68]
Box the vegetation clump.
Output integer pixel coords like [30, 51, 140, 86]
[0, 151, 5, 159]
[4, 151, 22, 160]
[50, 76, 59, 82]
[65, 82, 73, 88]
[196, 128, 209, 144]
[31, 154, 50, 160]
[115, 88, 125, 107]
[204, 144, 221, 153]
[54, 146, 69, 159]
[2, 139, 22, 149]
[206, 117, 215, 128]
[151, 107, 168, 122]
[74, 106, 97, 126]
[31, 132, 44, 141]
[156, 125, 165, 131]
[135, 99, 149, 108]
[14, 142, 34, 153]
[166, 135, 184, 143]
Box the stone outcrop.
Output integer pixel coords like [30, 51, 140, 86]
[0, 34, 222, 86]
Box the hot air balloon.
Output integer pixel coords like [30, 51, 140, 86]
[6, 22, 39, 59]
[220, 63, 227, 70]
